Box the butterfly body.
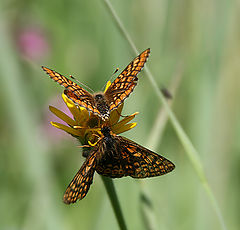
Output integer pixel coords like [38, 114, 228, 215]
[42, 48, 150, 121]
[99, 126, 118, 158]
[93, 93, 110, 120]
[63, 125, 175, 204]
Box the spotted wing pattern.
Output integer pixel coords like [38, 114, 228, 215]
[105, 48, 150, 111]
[64, 89, 100, 115]
[63, 152, 97, 204]
[41, 66, 98, 115]
[42, 49, 150, 119]
[96, 136, 175, 178]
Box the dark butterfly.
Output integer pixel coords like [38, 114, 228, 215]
[42, 49, 150, 121]
[63, 126, 175, 204]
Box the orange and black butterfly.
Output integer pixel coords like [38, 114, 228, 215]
[63, 126, 175, 204]
[42, 49, 150, 121]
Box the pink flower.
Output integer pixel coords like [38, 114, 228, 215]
[17, 26, 49, 60]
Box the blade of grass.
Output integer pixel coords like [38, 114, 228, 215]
[147, 62, 184, 150]
[101, 176, 128, 230]
[139, 186, 159, 230]
[103, 1, 227, 230]
[0, 20, 63, 230]
[139, 63, 184, 230]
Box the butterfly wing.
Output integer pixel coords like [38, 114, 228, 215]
[104, 48, 150, 111]
[63, 151, 97, 204]
[64, 89, 100, 116]
[42, 66, 99, 115]
[96, 136, 175, 178]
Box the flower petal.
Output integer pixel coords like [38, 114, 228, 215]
[104, 81, 112, 93]
[113, 122, 137, 135]
[51, 121, 83, 136]
[112, 112, 138, 131]
[49, 106, 76, 127]
[62, 94, 89, 124]
[109, 103, 124, 125]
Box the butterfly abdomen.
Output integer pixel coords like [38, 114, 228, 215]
[94, 93, 110, 120]
[100, 126, 118, 157]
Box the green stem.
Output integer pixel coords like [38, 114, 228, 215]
[103, 1, 227, 230]
[101, 176, 128, 230]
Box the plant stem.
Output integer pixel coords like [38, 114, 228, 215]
[101, 176, 128, 230]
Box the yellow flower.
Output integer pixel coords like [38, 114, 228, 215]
[49, 82, 138, 147]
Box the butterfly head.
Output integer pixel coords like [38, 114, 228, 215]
[94, 93, 104, 101]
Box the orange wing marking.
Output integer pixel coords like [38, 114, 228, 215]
[63, 151, 97, 204]
[105, 48, 150, 111]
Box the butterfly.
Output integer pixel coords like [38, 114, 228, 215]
[42, 48, 150, 121]
[63, 125, 175, 204]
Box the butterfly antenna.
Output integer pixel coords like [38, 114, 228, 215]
[69, 74, 94, 94]
[113, 68, 119, 75]
[101, 67, 119, 91]
[115, 109, 128, 118]
[77, 144, 91, 148]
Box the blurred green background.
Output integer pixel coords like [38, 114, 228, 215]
[0, 0, 239, 229]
